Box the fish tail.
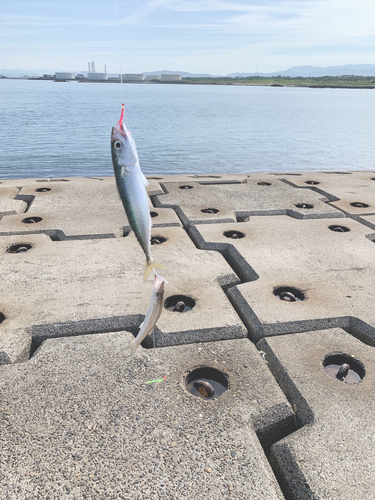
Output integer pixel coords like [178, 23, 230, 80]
[125, 340, 139, 356]
[143, 259, 165, 282]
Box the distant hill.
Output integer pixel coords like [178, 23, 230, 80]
[226, 64, 375, 78]
[2, 64, 375, 79]
[142, 70, 221, 78]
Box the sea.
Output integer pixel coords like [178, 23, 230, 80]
[1, 78, 375, 179]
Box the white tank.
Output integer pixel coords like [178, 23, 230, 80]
[160, 74, 182, 81]
[145, 75, 161, 81]
[120, 74, 145, 81]
[55, 72, 75, 80]
[87, 73, 108, 80]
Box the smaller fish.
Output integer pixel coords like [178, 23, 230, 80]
[125, 275, 165, 355]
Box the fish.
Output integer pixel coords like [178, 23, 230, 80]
[125, 274, 165, 355]
[111, 104, 164, 281]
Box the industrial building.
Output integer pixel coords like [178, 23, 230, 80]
[87, 72, 108, 81]
[120, 74, 145, 81]
[145, 75, 161, 80]
[55, 72, 75, 80]
[160, 74, 182, 81]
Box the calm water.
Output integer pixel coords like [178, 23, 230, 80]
[1, 79, 375, 179]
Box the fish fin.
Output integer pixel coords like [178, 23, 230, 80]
[141, 172, 149, 187]
[125, 340, 139, 356]
[143, 259, 165, 282]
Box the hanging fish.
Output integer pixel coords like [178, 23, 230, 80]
[111, 104, 164, 281]
[125, 274, 166, 355]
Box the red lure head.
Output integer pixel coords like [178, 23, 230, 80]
[116, 103, 126, 133]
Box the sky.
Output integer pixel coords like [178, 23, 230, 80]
[1, 0, 375, 74]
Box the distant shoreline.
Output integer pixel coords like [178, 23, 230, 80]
[2, 75, 375, 89]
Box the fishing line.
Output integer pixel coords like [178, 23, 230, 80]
[114, 0, 127, 117]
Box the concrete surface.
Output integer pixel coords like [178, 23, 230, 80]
[0, 227, 245, 364]
[190, 216, 375, 343]
[154, 178, 343, 228]
[258, 328, 375, 500]
[0, 334, 292, 500]
[0, 178, 178, 239]
[1, 171, 375, 499]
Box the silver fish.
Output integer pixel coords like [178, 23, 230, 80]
[125, 274, 165, 355]
[111, 104, 164, 281]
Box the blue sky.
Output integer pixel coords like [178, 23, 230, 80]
[1, 0, 375, 74]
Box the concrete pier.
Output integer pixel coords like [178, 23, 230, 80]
[1, 171, 375, 499]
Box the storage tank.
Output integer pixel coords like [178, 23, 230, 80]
[160, 74, 182, 81]
[145, 75, 161, 81]
[120, 74, 145, 81]
[55, 72, 75, 80]
[87, 73, 108, 80]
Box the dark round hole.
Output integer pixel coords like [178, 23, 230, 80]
[186, 367, 228, 399]
[164, 295, 195, 312]
[350, 202, 370, 208]
[305, 181, 320, 185]
[35, 187, 51, 192]
[22, 217, 43, 224]
[257, 182, 271, 186]
[323, 354, 365, 384]
[201, 208, 219, 214]
[151, 235, 167, 245]
[223, 230, 245, 239]
[371, 178, 375, 181]
[329, 225, 350, 233]
[295, 203, 314, 209]
[150, 211, 158, 218]
[179, 185, 194, 190]
[0, 312, 5, 324]
[6, 243, 32, 254]
[273, 286, 305, 302]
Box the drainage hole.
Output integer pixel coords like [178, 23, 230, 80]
[201, 208, 219, 214]
[186, 367, 228, 400]
[164, 295, 195, 312]
[223, 230, 245, 239]
[323, 354, 365, 384]
[329, 225, 350, 233]
[257, 182, 271, 186]
[150, 211, 159, 218]
[179, 185, 194, 190]
[350, 202, 370, 208]
[273, 286, 305, 302]
[0, 312, 5, 324]
[22, 217, 43, 224]
[6, 243, 32, 253]
[35, 187, 51, 192]
[305, 181, 320, 185]
[295, 203, 314, 209]
[151, 235, 167, 245]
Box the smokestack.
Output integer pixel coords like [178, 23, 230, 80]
[88, 62, 90, 74]
[105, 64, 107, 74]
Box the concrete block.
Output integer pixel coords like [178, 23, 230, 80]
[149, 173, 250, 184]
[0, 333, 293, 499]
[154, 178, 342, 228]
[192, 216, 375, 343]
[258, 328, 375, 500]
[282, 171, 375, 215]
[0, 187, 27, 216]
[0, 227, 245, 362]
[0, 178, 178, 239]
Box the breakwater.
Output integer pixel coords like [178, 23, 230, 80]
[1, 171, 375, 499]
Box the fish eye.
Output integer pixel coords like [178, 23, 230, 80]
[114, 140, 123, 150]
[155, 292, 160, 297]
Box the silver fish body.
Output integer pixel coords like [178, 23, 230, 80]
[125, 275, 165, 355]
[111, 119, 163, 280]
